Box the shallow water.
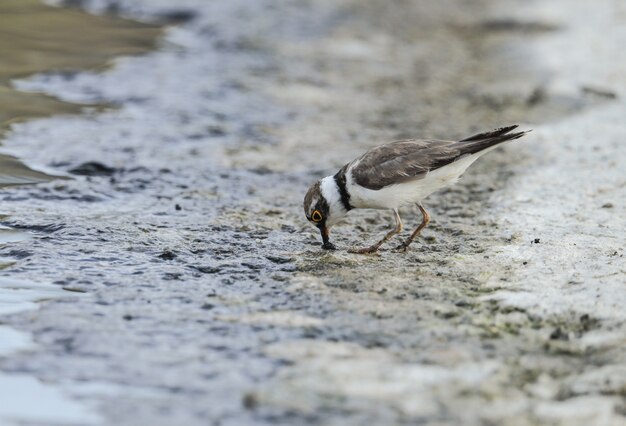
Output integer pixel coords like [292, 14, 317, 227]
[0, 0, 160, 186]
[0, 2, 161, 424]
[0, 374, 102, 425]
[0, 275, 96, 425]
[0, 154, 56, 185]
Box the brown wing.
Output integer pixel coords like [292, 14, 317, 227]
[349, 139, 459, 190]
[350, 126, 528, 190]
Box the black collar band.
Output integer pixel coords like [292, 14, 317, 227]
[333, 170, 353, 212]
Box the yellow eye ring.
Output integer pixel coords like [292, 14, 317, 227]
[311, 210, 323, 223]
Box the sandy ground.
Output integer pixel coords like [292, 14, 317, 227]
[0, 0, 625, 425]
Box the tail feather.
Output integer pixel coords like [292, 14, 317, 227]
[460, 125, 519, 142]
[456, 125, 530, 156]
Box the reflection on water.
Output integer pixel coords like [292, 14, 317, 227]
[0, 326, 35, 356]
[0, 153, 56, 185]
[0, 0, 160, 186]
[0, 276, 69, 315]
[0, 0, 160, 79]
[0, 225, 29, 269]
[0, 225, 31, 244]
[0, 86, 82, 133]
[0, 277, 98, 425]
[0, 276, 157, 425]
[0, 375, 102, 425]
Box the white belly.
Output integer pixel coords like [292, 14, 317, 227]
[348, 154, 479, 209]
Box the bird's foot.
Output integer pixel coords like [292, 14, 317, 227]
[392, 244, 409, 253]
[322, 241, 337, 250]
[348, 245, 380, 254]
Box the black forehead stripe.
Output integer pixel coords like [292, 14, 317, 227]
[333, 167, 353, 211]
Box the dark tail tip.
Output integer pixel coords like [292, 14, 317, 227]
[460, 125, 521, 142]
[455, 126, 531, 156]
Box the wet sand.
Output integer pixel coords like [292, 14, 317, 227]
[0, 0, 625, 425]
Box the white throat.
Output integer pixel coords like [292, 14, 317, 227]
[320, 175, 347, 226]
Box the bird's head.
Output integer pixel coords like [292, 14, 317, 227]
[303, 177, 347, 250]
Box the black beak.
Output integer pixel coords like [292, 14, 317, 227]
[319, 225, 336, 250]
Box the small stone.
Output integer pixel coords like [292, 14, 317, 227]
[155, 9, 197, 24]
[163, 273, 183, 280]
[242, 392, 258, 409]
[193, 266, 220, 274]
[158, 250, 177, 260]
[207, 125, 226, 136]
[68, 161, 116, 176]
[601, 202, 614, 209]
[265, 255, 293, 264]
[549, 327, 568, 341]
[62, 287, 87, 293]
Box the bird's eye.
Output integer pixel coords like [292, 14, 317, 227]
[311, 210, 323, 222]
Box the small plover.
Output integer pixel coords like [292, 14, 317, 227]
[303, 125, 529, 253]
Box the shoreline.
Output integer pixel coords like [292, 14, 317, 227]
[0, 2, 161, 424]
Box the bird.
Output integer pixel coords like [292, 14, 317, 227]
[303, 125, 530, 253]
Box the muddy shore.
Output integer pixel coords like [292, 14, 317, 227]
[1, 0, 625, 425]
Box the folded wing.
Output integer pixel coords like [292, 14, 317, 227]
[351, 125, 528, 190]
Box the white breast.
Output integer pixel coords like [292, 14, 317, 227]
[347, 154, 480, 209]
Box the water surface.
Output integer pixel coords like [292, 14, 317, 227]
[0, 2, 162, 424]
[0, 0, 160, 185]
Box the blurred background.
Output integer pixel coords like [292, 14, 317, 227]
[0, 1, 624, 425]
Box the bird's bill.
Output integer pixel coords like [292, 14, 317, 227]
[319, 225, 336, 250]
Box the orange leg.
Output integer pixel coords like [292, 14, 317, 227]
[394, 203, 430, 252]
[349, 209, 403, 254]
